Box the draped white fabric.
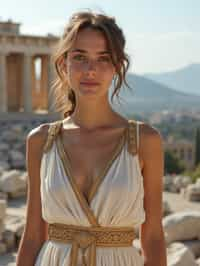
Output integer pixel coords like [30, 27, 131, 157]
[35, 127, 146, 266]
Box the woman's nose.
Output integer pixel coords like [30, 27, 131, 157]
[84, 59, 97, 72]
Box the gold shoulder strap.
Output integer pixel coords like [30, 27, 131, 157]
[43, 120, 63, 153]
[127, 120, 138, 156]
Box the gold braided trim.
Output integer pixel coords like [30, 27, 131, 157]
[127, 120, 138, 156]
[43, 120, 63, 153]
[48, 223, 135, 266]
[56, 136, 99, 226]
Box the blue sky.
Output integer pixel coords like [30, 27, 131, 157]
[1, 0, 200, 74]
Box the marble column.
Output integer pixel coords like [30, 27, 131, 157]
[47, 55, 56, 112]
[23, 53, 32, 112]
[0, 53, 8, 112]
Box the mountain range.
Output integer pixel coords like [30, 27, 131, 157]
[144, 63, 200, 96]
[109, 66, 200, 115]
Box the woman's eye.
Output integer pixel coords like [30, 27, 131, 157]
[98, 56, 111, 62]
[73, 54, 86, 61]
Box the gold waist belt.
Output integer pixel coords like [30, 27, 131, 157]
[48, 223, 135, 266]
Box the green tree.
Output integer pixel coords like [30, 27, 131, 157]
[164, 149, 185, 174]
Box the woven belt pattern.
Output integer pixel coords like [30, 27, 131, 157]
[48, 223, 135, 266]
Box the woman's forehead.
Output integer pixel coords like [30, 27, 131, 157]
[70, 27, 109, 53]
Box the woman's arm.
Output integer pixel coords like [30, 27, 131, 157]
[139, 124, 167, 266]
[16, 124, 49, 266]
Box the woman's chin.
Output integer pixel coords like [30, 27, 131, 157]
[80, 88, 98, 96]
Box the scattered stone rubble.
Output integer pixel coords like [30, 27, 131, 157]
[181, 180, 200, 202]
[0, 170, 27, 199]
[164, 174, 200, 203]
[163, 211, 200, 265]
[0, 119, 49, 172]
[163, 175, 192, 193]
[0, 169, 27, 257]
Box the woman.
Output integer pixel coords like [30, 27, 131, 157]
[16, 11, 167, 266]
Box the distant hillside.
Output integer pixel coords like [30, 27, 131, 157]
[144, 63, 200, 96]
[110, 73, 200, 116]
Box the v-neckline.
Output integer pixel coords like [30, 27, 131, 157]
[55, 121, 128, 225]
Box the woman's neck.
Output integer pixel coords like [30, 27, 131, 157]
[66, 97, 127, 131]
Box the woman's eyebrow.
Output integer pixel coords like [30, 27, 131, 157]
[70, 49, 110, 54]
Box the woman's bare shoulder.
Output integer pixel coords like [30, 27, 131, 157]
[138, 121, 163, 153]
[137, 120, 161, 136]
[137, 121, 163, 175]
[139, 122, 163, 154]
[26, 123, 51, 152]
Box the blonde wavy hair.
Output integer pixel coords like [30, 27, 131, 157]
[51, 11, 131, 118]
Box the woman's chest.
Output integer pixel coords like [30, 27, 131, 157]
[63, 138, 121, 184]
[58, 130, 126, 199]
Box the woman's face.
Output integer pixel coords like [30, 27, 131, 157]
[64, 27, 116, 100]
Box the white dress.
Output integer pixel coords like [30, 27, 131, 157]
[34, 119, 146, 266]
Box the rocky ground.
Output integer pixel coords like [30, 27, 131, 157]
[0, 191, 200, 266]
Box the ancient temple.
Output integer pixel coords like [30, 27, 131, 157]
[0, 20, 59, 113]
